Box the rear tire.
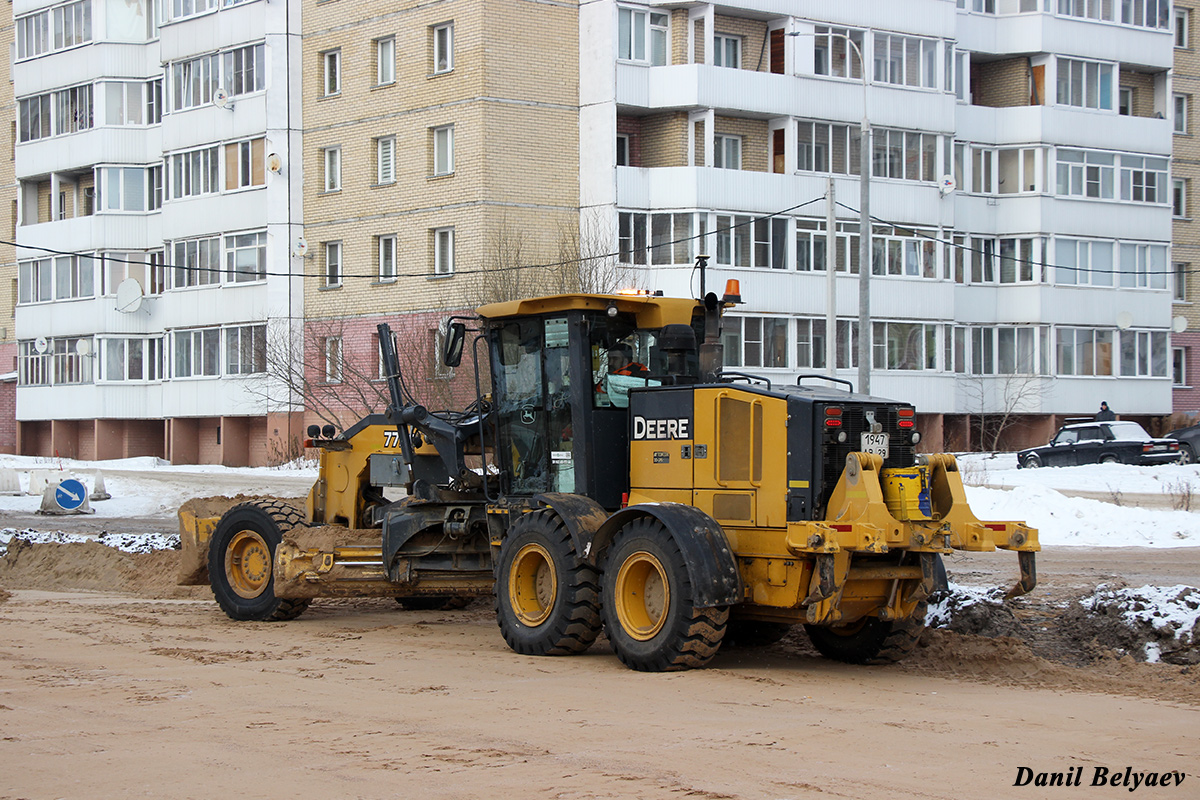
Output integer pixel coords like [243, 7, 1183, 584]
[804, 602, 927, 665]
[208, 501, 311, 622]
[601, 517, 728, 672]
[494, 510, 602, 656]
[1100, 455, 1119, 464]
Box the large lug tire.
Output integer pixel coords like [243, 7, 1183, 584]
[804, 601, 927, 665]
[601, 518, 728, 672]
[494, 509, 602, 656]
[724, 620, 793, 648]
[208, 501, 311, 622]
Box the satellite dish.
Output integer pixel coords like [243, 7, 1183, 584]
[267, 153, 283, 174]
[1116, 311, 1134, 330]
[212, 87, 233, 110]
[1173, 315, 1189, 333]
[75, 338, 92, 356]
[34, 336, 48, 354]
[939, 174, 957, 195]
[115, 277, 144, 313]
[292, 237, 309, 258]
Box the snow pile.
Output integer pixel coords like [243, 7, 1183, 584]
[965, 484, 1199, 548]
[1079, 584, 1200, 664]
[1, 528, 180, 555]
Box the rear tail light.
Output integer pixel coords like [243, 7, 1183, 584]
[898, 420, 914, 428]
[825, 407, 843, 428]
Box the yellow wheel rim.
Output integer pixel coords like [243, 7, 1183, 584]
[225, 530, 272, 599]
[509, 543, 557, 627]
[614, 551, 670, 641]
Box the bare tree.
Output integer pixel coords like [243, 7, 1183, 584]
[961, 372, 1047, 452]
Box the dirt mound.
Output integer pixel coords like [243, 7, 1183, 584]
[0, 538, 206, 599]
[179, 494, 301, 520]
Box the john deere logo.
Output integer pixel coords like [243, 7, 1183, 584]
[633, 416, 690, 441]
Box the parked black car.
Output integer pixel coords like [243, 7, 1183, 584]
[1166, 423, 1200, 464]
[1017, 421, 1181, 468]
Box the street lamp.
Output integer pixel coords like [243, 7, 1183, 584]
[786, 29, 871, 394]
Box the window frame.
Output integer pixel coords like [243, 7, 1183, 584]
[324, 336, 343, 384]
[224, 324, 267, 376]
[1174, 177, 1188, 218]
[323, 146, 342, 193]
[433, 227, 455, 276]
[1175, 262, 1189, 302]
[322, 49, 341, 97]
[1173, 346, 1187, 386]
[378, 235, 397, 282]
[377, 136, 396, 184]
[713, 34, 742, 69]
[433, 22, 454, 74]
[1177, 7, 1191, 48]
[376, 36, 396, 86]
[324, 241, 343, 288]
[1175, 93, 1189, 134]
[714, 134, 742, 170]
[432, 125, 454, 176]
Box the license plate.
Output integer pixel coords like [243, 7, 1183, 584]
[861, 432, 889, 458]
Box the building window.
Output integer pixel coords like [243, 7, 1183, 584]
[50, 255, 96, 300]
[1174, 178, 1188, 218]
[1173, 347, 1187, 386]
[714, 135, 742, 170]
[324, 336, 343, 383]
[102, 251, 165, 295]
[617, 8, 667, 66]
[225, 138, 265, 190]
[147, 79, 163, 124]
[173, 328, 220, 378]
[434, 227, 454, 276]
[378, 235, 397, 281]
[714, 34, 741, 69]
[1056, 148, 1114, 199]
[225, 231, 266, 283]
[168, 146, 220, 199]
[101, 337, 163, 382]
[324, 242, 342, 287]
[1175, 93, 1189, 133]
[1177, 8, 1191, 47]
[16, 11, 50, 60]
[223, 44, 265, 97]
[1119, 242, 1170, 289]
[1055, 327, 1115, 376]
[1119, 87, 1133, 116]
[18, 95, 52, 142]
[104, 82, 145, 126]
[1175, 262, 1189, 301]
[720, 316, 788, 368]
[433, 125, 454, 175]
[377, 136, 395, 184]
[433, 22, 454, 73]
[796, 318, 827, 370]
[1119, 155, 1168, 203]
[376, 37, 395, 85]
[1121, 0, 1172, 29]
[171, 235, 222, 288]
[55, 84, 93, 135]
[872, 321, 939, 371]
[170, 53, 219, 111]
[1056, 58, 1114, 110]
[169, 0, 217, 22]
[616, 134, 630, 166]
[618, 211, 647, 264]
[225, 325, 266, 375]
[53, 0, 92, 49]
[873, 32, 938, 89]
[98, 166, 158, 212]
[322, 50, 341, 96]
[814, 26, 864, 79]
[323, 147, 341, 192]
[1119, 329, 1169, 377]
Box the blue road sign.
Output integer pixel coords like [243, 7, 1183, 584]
[54, 478, 87, 511]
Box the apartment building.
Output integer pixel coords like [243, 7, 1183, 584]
[581, 0, 1177, 449]
[9, 0, 305, 465]
[299, 0, 583, 431]
[1173, 0, 1200, 417]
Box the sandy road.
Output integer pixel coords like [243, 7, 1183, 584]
[1, 581, 1196, 800]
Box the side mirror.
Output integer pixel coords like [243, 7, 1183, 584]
[443, 321, 466, 368]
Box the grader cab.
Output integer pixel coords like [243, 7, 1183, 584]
[179, 285, 1037, 671]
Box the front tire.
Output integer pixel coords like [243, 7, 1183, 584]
[1180, 444, 1195, 465]
[804, 602, 927, 665]
[1021, 454, 1041, 469]
[601, 518, 728, 672]
[494, 510, 602, 656]
[208, 501, 311, 622]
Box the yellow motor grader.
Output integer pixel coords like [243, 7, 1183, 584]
[179, 281, 1037, 671]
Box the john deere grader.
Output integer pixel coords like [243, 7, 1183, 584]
[179, 284, 1038, 672]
